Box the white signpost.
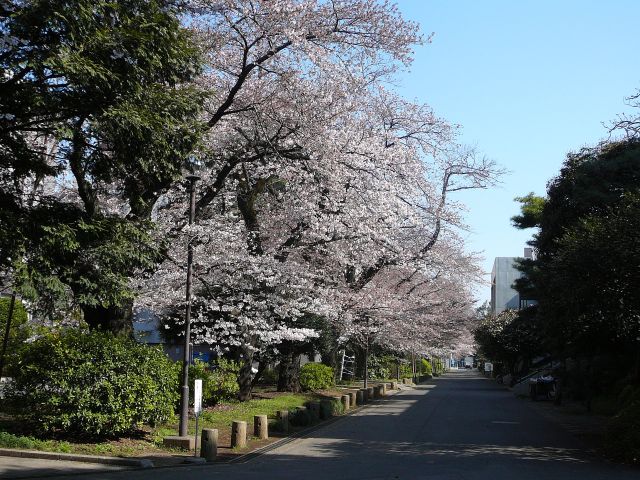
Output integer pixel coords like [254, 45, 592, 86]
[194, 379, 203, 456]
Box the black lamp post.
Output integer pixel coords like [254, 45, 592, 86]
[178, 174, 200, 438]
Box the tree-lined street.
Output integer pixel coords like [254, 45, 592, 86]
[30, 371, 631, 480]
[2, 0, 640, 474]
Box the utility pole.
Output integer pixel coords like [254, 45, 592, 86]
[178, 174, 199, 438]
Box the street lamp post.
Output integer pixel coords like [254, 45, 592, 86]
[363, 316, 370, 389]
[178, 174, 200, 438]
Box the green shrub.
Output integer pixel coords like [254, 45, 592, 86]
[604, 394, 640, 464]
[188, 358, 239, 406]
[420, 359, 433, 376]
[260, 367, 278, 385]
[290, 407, 311, 427]
[299, 363, 334, 391]
[319, 398, 344, 419]
[5, 330, 178, 437]
[368, 354, 391, 379]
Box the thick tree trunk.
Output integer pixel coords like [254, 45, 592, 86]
[237, 344, 255, 401]
[277, 349, 301, 392]
[82, 300, 134, 337]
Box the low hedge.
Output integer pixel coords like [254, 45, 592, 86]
[5, 330, 178, 437]
[604, 386, 640, 464]
[300, 363, 334, 391]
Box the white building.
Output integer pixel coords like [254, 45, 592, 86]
[490, 248, 535, 315]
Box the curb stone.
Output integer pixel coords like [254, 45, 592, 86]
[0, 448, 153, 468]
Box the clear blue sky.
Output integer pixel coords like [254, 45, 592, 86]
[394, 0, 640, 303]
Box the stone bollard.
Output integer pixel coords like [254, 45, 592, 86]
[373, 385, 382, 399]
[348, 391, 357, 408]
[380, 384, 386, 396]
[277, 410, 289, 433]
[200, 428, 218, 462]
[307, 401, 320, 422]
[231, 420, 247, 449]
[391, 381, 398, 390]
[367, 386, 374, 399]
[341, 394, 350, 411]
[357, 389, 365, 405]
[254, 415, 268, 440]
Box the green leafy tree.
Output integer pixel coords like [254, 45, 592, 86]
[0, 0, 204, 333]
[474, 308, 540, 375]
[511, 139, 640, 374]
[544, 195, 640, 362]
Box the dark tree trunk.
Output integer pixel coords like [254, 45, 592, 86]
[277, 349, 301, 392]
[237, 343, 255, 401]
[82, 299, 134, 337]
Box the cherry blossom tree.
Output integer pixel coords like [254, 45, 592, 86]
[137, 0, 501, 397]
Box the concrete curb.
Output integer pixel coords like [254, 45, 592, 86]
[0, 448, 154, 468]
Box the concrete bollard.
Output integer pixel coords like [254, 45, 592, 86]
[380, 384, 386, 396]
[200, 428, 218, 462]
[307, 401, 320, 422]
[373, 385, 382, 399]
[254, 415, 268, 440]
[341, 394, 350, 411]
[367, 386, 374, 399]
[348, 391, 357, 408]
[276, 410, 289, 433]
[357, 389, 366, 404]
[391, 381, 398, 390]
[231, 420, 247, 449]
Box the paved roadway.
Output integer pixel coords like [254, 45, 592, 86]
[16, 370, 640, 479]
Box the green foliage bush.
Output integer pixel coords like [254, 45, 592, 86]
[188, 358, 239, 406]
[299, 363, 334, 391]
[5, 330, 177, 437]
[368, 354, 391, 379]
[319, 398, 344, 419]
[290, 407, 311, 426]
[260, 367, 278, 385]
[420, 359, 433, 376]
[604, 387, 640, 464]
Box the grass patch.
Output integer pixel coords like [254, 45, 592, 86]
[203, 395, 313, 426]
[0, 431, 72, 453]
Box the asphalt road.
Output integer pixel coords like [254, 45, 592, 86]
[18, 371, 640, 480]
